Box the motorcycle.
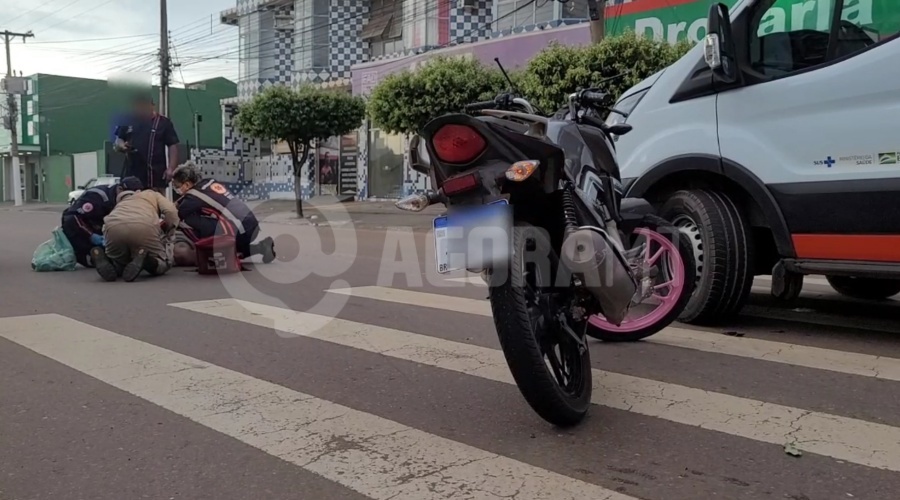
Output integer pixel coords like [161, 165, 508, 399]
[395, 88, 695, 427]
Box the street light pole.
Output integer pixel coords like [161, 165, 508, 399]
[2, 29, 33, 206]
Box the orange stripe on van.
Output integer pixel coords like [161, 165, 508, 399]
[792, 235, 900, 263]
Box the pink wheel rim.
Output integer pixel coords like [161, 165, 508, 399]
[588, 227, 686, 333]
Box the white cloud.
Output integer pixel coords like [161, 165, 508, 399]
[1, 0, 239, 83]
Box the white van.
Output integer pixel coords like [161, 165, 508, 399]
[610, 0, 900, 324]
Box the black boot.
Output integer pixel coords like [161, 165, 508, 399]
[91, 247, 118, 282]
[122, 248, 147, 282]
[251, 237, 277, 264]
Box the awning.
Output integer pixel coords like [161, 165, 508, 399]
[361, 13, 393, 40]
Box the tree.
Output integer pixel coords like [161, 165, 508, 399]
[518, 31, 693, 113]
[234, 85, 366, 216]
[367, 56, 510, 135]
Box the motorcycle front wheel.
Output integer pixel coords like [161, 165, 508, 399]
[488, 223, 592, 427]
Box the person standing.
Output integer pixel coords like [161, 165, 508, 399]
[118, 94, 180, 194]
[91, 188, 180, 282]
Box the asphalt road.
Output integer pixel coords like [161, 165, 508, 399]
[2, 205, 900, 500]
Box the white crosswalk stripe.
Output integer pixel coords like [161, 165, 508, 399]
[0, 313, 635, 500]
[172, 298, 900, 473]
[326, 285, 900, 382]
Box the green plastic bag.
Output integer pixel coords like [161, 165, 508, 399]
[32, 228, 77, 272]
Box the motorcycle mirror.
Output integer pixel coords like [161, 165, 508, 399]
[607, 123, 633, 136]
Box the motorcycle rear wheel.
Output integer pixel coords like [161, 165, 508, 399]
[586, 215, 695, 342]
[488, 223, 592, 427]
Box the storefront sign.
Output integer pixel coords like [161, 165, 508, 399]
[617, 0, 883, 45]
[339, 133, 359, 196]
[352, 0, 891, 94]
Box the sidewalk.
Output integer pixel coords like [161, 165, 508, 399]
[0, 199, 441, 230]
[254, 199, 440, 229]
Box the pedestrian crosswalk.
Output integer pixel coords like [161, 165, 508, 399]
[3, 278, 900, 499]
[0, 313, 634, 500]
[325, 285, 900, 381]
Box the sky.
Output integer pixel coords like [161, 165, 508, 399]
[2, 0, 241, 86]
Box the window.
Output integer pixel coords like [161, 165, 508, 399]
[239, 15, 252, 80]
[559, 0, 589, 21]
[366, 0, 404, 57]
[495, 0, 555, 32]
[403, 0, 446, 48]
[748, 0, 900, 78]
[294, 0, 330, 72]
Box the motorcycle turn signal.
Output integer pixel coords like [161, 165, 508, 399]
[505, 160, 540, 182]
[395, 194, 430, 212]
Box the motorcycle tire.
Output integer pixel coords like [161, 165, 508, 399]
[488, 223, 592, 428]
[585, 214, 696, 342]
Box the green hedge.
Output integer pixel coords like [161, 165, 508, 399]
[367, 32, 694, 134]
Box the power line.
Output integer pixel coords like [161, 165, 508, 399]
[26, 33, 156, 44]
[4, 0, 67, 27]
[38, 0, 122, 34]
[23, 0, 86, 32]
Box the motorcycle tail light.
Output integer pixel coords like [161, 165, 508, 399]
[442, 172, 479, 196]
[432, 124, 486, 164]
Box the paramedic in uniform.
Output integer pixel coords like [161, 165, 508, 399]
[90, 187, 180, 282]
[120, 94, 180, 193]
[170, 162, 275, 265]
[61, 176, 143, 267]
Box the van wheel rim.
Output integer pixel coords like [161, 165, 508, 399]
[672, 215, 703, 287]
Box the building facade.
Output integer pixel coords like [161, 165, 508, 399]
[208, 0, 733, 201]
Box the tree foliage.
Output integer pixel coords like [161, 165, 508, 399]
[367, 57, 509, 135]
[234, 85, 366, 215]
[517, 31, 693, 113]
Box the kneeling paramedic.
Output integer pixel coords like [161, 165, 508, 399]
[170, 163, 275, 266]
[61, 177, 143, 267]
[91, 188, 179, 282]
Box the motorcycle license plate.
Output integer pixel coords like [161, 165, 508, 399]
[433, 200, 511, 274]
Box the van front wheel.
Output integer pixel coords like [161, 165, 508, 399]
[660, 189, 754, 324]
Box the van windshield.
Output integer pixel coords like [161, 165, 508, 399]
[748, 0, 898, 77]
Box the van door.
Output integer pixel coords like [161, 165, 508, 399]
[716, 0, 900, 262]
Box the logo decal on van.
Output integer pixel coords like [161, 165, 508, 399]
[878, 152, 898, 165]
[838, 154, 874, 166]
[813, 156, 836, 167]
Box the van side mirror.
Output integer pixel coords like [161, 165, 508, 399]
[704, 3, 737, 83]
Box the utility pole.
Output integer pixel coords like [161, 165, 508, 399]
[159, 0, 170, 117]
[586, 0, 606, 44]
[2, 29, 33, 206]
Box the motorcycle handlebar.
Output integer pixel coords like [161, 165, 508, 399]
[580, 91, 607, 105]
[465, 100, 497, 112]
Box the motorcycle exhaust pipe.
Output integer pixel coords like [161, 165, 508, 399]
[560, 228, 637, 326]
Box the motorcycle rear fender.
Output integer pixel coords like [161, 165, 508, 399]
[420, 113, 563, 194]
[619, 197, 656, 234]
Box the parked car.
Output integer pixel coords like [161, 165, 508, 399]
[68, 176, 119, 205]
[609, 0, 900, 324]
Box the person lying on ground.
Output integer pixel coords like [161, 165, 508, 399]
[169, 162, 275, 267]
[61, 176, 143, 267]
[91, 188, 179, 282]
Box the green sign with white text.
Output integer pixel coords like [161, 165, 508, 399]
[606, 0, 897, 45]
